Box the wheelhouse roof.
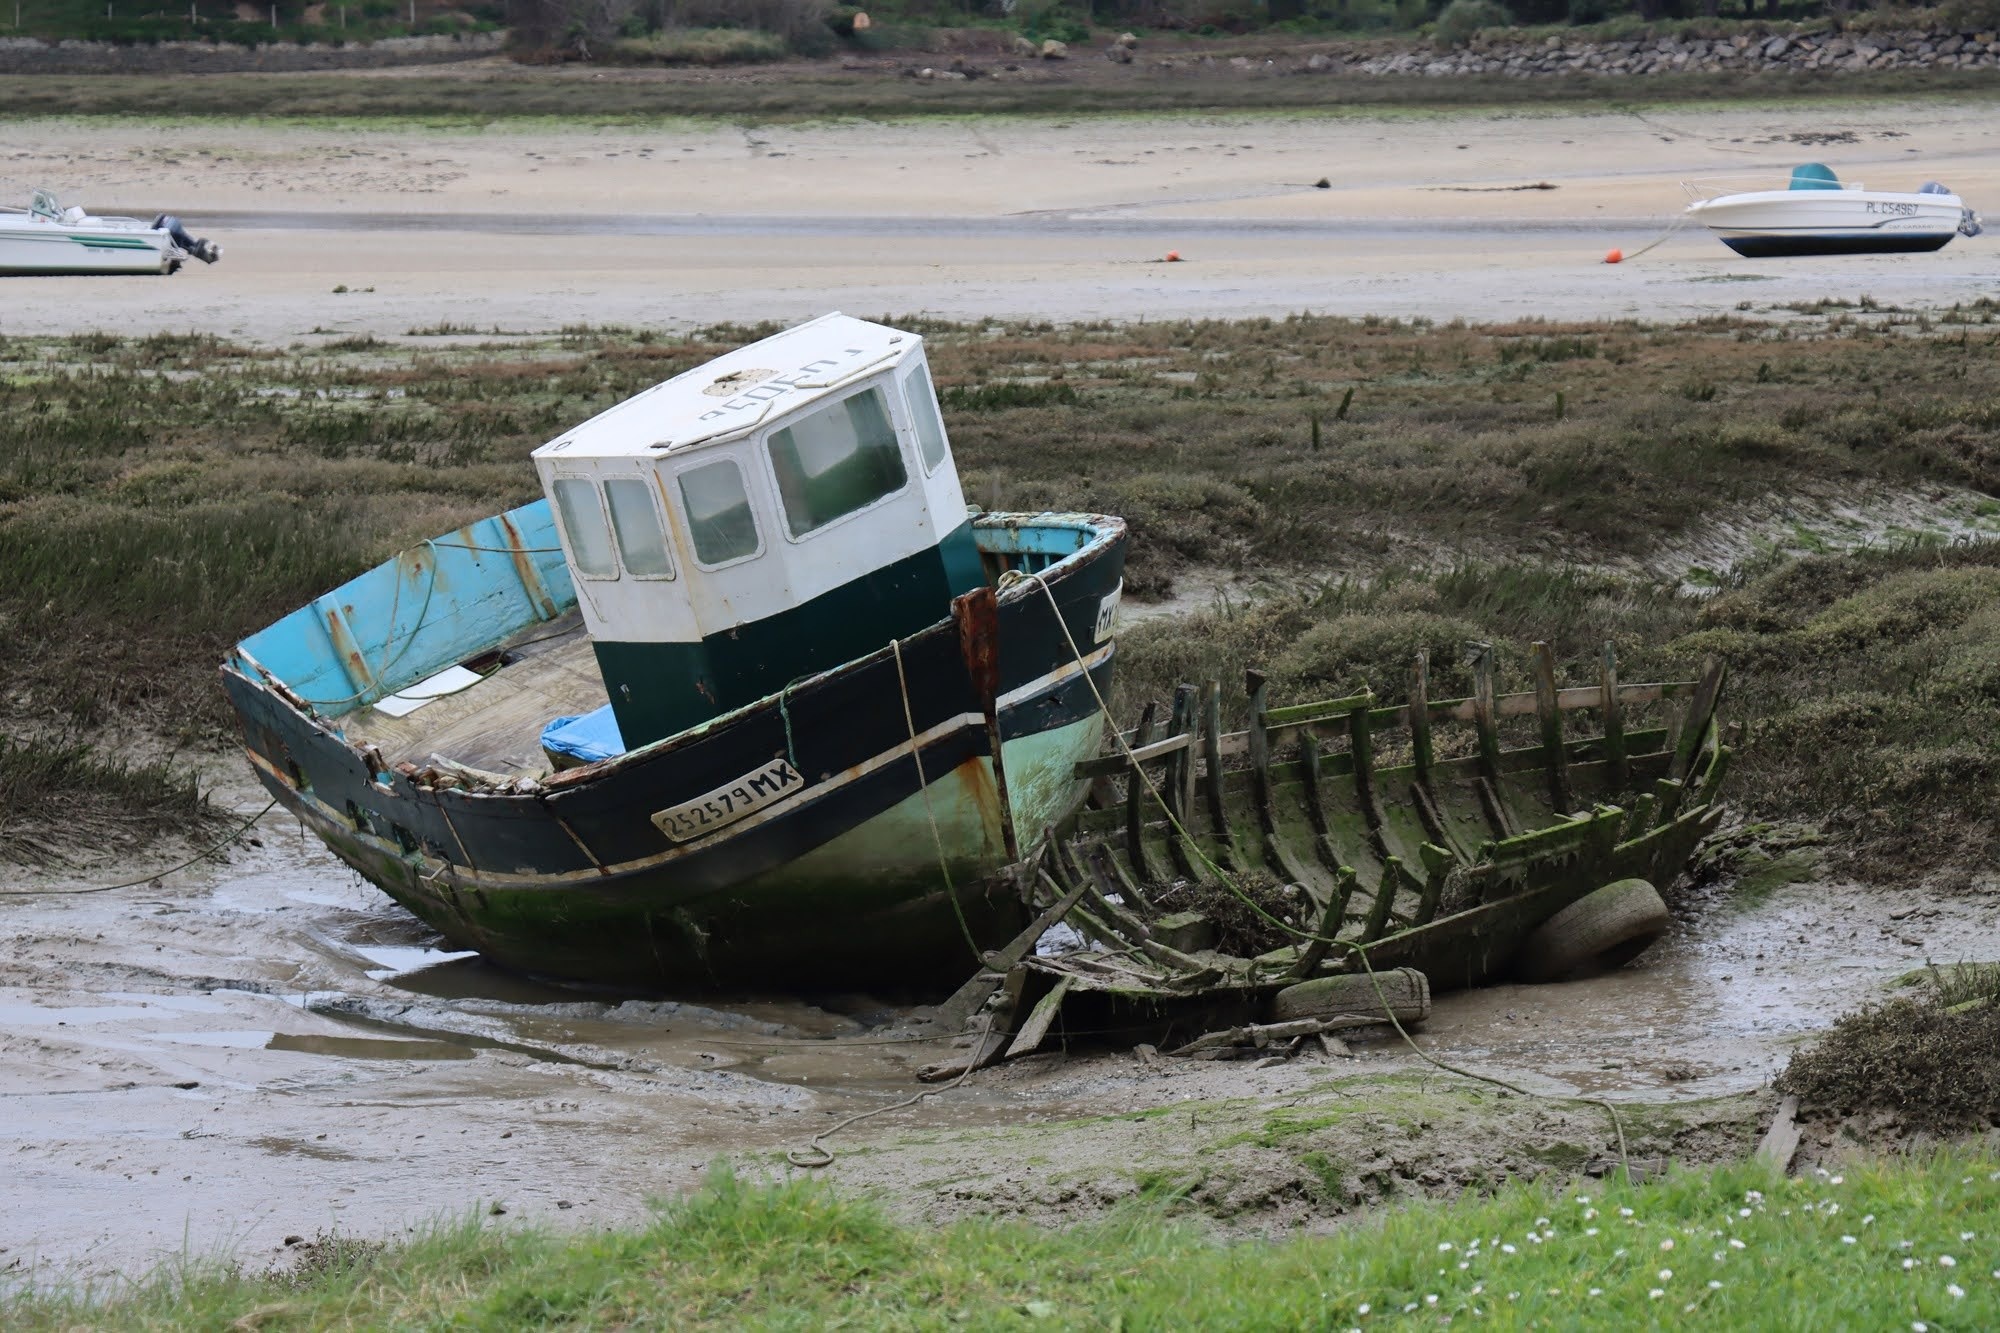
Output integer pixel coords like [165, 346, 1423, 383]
[531, 312, 919, 464]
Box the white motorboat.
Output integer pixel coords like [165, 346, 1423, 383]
[1684, 163, 1982, 258]
[0, 188, 222, 276]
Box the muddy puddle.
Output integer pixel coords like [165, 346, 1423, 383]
[5, 771, 1998, 1282]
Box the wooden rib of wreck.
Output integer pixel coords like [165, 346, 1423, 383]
[927, 643, 1729, 1071]
[220, 315, 1127, 990]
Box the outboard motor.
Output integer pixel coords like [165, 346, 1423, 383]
[152, 214, 222, 264]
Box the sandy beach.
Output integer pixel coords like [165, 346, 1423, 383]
[2, 99, 1995, 339]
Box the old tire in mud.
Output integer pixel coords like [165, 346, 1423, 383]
[1270, 967, 1431, 1025]
[1514, 878, 1670, 983]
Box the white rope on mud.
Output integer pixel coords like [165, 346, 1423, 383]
[0, 797, 279, 897]
[787, 1058, 979, 1170]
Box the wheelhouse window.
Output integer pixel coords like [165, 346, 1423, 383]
[552, 477, 617, 579]
[603, 477, 674, 579]
[901, 362, 950, 474]
[677, 458, 761, 567]
[766, 386, 908, 539]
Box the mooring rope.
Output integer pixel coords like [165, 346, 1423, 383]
[787, 1057, 980, 1170]
[1021, 573, 1634, 1180]
[0, 797, 280, 898]
[890, 637, 984, 967]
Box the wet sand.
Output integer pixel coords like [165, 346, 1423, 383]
[0, 101, 1995, 340]
[7, 754, 1997, 1280]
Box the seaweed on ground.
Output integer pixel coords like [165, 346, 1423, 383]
[1777, 965, 2000, 1135]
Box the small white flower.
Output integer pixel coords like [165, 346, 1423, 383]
[1649, 1289, 1664, 1300]
[1471, 1285, 1482, 1295]
[1575, 1194, 1592, 1204]
[1708, 1281, 1722, 1290]
[1684, 1304, 1697, 1313]
[1536, 1217, 1550, 1227]
[1425, 1295, 1438, 1306]
[1913, 1323, 1929, 1332]
[1439, 1242, 1453, 1252]
[1508, 1292, 1519, 1301]
[1739, 1208, 1753, 1218]
[1501, 1244, 1516, 1255]
[1841, 1236, 1856, 1244]
[1904, 1259, 1918, 1271]
[1661, 1239, 1675, 1252]
[1620, 1207, 1635, 1217]
[1588, 1288, 1601, 1297]
[1729, 1239, 1747, 1250]
[1615, 1248, 1628, 1258]
[1960, 1231, 1975, 1241]
[1949, 1284, 1966, 1300]
[1863, 1215, 1875, 1225]
[1900, 1240, 1916, 1249]
[1747, 1190, 1764, 1201]
[1584, 1208, 1598, 1221]
[1457, 1262, 1469, 1271]
[1659, 1269, 1673, 1280]
[1356, 1304, 1369, 1315]
[1713, 1252, 1724, 1262]
[1826, 1203, 1840, 1215]
[1585, 1228, 1599, 1237]
[1941, 1256, 1958, 1268]
[1830, 1176, 1843, 1185]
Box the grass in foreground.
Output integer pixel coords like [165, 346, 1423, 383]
[7, 1153, 1999, 1328]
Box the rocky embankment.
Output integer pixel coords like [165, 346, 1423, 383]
[1344, 27, 2000, 76]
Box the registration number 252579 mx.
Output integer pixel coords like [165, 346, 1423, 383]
[650, 758, 805, 844]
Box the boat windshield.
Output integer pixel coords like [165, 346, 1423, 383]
[30, 188, 60, 221]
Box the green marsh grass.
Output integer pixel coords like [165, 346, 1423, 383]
[7, 1153, 1999, 1328]
[5, 315, 2000, 871]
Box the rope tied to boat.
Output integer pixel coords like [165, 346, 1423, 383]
[890, 636, 985, 968]
[1018, 572, 1634, 1181]
[0, 797, 279, 897]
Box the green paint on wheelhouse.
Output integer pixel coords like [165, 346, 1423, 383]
[533, 315, 986, 751]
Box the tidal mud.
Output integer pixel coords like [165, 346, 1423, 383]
[6, 759, 1998, 1278]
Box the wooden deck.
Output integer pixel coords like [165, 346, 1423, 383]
[337, 611, 610, 778]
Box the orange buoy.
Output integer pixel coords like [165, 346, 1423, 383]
[1604, 248, 1624, 265]
[1165, 250, 1182, 262]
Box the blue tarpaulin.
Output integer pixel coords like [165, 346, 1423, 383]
[540, 706, 626, 766]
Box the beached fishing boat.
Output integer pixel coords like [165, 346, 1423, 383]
[928, 645, 1730, 1066]
[0, 188, 222, 276]
[1685, 163, 1981, 257]
[221, 314, 1126, 991]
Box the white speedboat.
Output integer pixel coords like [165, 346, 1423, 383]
[1685, 163, 1982, 258]
[0, 188, 222, 276]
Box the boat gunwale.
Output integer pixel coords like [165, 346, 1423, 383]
[224, 509, 1129, 804]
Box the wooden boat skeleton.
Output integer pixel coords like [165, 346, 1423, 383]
[929, 641, 1729, 1065]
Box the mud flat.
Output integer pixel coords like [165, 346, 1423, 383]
[6, 746, 1997, 1280]
[0, 100, 1995, 341]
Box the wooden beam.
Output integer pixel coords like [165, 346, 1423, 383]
[1531, 641, 1573, 815]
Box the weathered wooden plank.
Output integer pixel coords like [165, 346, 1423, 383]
[1600, 642, 1628, 792]
[1669, 656, 1728, 785]
[1199, 680, 1232, 850]
[1004, 976, 1073, 1059]
[1288, 864, 1355, 980]
[1124, 699, 1161, 883]
[1072, 729, 1193, 780]
[1410, 649, 1434, 785]
[1531, 641, 1573, 815]
[1266, 689, 1375, 728]
[933, 871, 1090, 1032]
[1472, 643, 1503, 782]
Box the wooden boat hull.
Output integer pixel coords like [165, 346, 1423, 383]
[998, 643, 1730, 1051]
[222, 508, 1127, 991]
